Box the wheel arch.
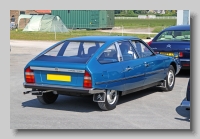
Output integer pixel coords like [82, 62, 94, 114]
[118, 91, 123, 96]
[170, 61, 177, 73]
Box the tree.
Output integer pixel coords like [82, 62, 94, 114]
[120, 10, 126, 14]
[127, 10, 134, 15]
[171, 10, 177, 14]
[114, 10, 121, 14]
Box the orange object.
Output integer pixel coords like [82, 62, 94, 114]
[35, 10, 51, 14]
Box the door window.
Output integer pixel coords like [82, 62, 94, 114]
[131, 41, 154, 58]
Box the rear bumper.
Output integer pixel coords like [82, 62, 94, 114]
[180, 59, 190, 69]
[23, 83, 104, 95]
[181, 99, 190, 108]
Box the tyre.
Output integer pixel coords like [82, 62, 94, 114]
[37, 92, 58, 104]
[98, 90, 119, 111]
[162, 65, 175, 91]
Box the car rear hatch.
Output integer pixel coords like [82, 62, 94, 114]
[26, 60, 87, 87]
[150, 41, 190, 59]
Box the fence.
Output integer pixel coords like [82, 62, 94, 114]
[107, 25, 162, 39]
[12, 22, 175, 40]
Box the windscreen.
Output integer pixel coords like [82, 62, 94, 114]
[35, 41, 105, 63]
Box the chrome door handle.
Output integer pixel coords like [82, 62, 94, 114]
[125, 67, 133, 72]
[144, 63, 149, 67]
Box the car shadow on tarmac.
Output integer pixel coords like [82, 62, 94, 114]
[21, 87, 159, 113]
[176, 69, 190, 78]
[117, 87, 158, 105]
[22, 95, 98, 112]
[175, 102, 190, 122]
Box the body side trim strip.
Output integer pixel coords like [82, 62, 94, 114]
[95, 68, 165, 85]
[145, 69, 165, 75]
[95, 73, 145, 85]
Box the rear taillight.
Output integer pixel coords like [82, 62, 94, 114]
[147, 40, 152, 46]
[25, 67, 35, 83]
[179, 52, 183, 57]
[183, 64, 190, 67]
[83, 71, 92, 88]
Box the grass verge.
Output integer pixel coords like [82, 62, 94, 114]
[10, 19, 176, 41]
[10, 29, 156, 41]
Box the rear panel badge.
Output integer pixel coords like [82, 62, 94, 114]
[93, 93, 106, 102]
[166, 44, 171, 48]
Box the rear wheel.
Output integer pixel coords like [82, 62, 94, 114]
[37, 92, 58, 104]
[98, 90, 119, 111]
[162, 65, 175, 91]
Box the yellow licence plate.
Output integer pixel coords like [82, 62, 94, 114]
[47, 74, 71, 82]
[160, 52, 174, 57]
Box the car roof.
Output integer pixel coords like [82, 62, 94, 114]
[163, 25, 190, 31]
[66, 36, 140, 42]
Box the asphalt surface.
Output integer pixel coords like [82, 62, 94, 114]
[10, 40, 190, 129]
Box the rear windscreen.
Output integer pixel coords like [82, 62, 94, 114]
[156, 30, 190, 42]
[35, 41, 105, 63]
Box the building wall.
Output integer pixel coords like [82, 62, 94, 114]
[183, 10, 190, 25]
[10, 10, 46, 29]
[177, 10, 190, 25]
[51, 10, 114, 29]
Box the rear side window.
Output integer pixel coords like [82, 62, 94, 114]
[132, 41, 154, 58]
[98, 44, 118, 64]
[45, 41, 104, 57]
[156, 30, 190, 41]
[37, 41, 104, 63]
[44, 42, 63, 56]
[63, 42, 100, 57]
[118, 41, 138, 61]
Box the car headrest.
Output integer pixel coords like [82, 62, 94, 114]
[88, 46, 98, 56]
[165, 35, 173, 39]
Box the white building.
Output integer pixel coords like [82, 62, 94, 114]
[177, 10, 190, 25]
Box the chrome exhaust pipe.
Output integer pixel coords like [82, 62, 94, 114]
[23, 91, 32, 95]
[23, 90, 41, 95]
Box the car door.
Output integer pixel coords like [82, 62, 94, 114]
[95, 43, 125, 91]
[132, 40, 166, 86]
[116, 41, 146, 91]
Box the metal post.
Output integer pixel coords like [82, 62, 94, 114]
[122, 25, 124, 36]
[54, 25, 56, 40]
[109, 27, 113, 35]
[148, 24, 150, 38]
[72, 23, 75, 30]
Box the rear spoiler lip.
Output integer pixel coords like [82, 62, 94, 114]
[30, 66, 85, 73]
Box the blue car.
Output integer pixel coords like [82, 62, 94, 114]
[23, 36, 181, 110]
[181, 79, 190, 110]
[148, 25, 190, 70]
